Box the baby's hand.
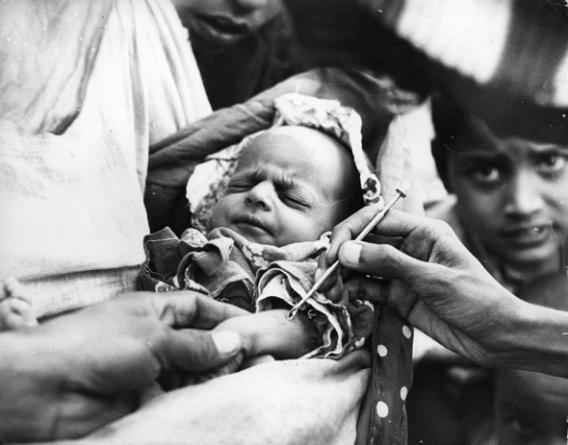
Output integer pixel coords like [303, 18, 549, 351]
[0, 298, 37, 330]
[213, 310, 319, 360]
[0, 277, 37, 330]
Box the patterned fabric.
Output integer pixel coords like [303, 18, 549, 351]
[356, 307, 414, 445]
[140, 226, 375, 360]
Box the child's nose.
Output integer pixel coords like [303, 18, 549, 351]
[244, 181, 273, 211]
[503, 171, 545, 218]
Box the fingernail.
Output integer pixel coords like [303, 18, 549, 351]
[340, 242, 362, 266]
[314, 268, 324, 281]
[212, 330, 241, 355]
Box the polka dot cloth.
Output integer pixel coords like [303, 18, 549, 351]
[376, 401, 389, 418]
[400, 386, 408, 402]
[355, 306, 413, 445]
[377, 345, 388, 357]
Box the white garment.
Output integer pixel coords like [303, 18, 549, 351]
[0, 0, 211, 316]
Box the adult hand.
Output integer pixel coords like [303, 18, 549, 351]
[323, 206, 523, 368]
[0, 291, 247, 442]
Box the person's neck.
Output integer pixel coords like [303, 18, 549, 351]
[503, 252, 561, 282]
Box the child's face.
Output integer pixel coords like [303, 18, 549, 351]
[209, 126, 358, 246]
[446, 117, 568, 270]
[174, 0, 281, 46]
[496, 369, 568, 445]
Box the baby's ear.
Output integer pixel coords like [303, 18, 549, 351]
[431, 138, 453, 193]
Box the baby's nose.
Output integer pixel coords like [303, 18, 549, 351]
[244, 181, 274, 211]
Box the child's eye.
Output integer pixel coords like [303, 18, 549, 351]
[467, 163, 502, 184]
[535, 154, 567, 175]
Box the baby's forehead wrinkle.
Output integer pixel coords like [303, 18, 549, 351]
[237, 164, 319, 195]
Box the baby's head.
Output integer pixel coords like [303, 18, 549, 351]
[432, 96, 568, 273]
[209, 125, 362, 246]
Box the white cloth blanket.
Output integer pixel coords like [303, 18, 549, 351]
[0, 0, 211, 316]
[87, 352, 370, 445]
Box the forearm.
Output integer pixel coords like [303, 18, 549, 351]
[0, 331, 62, 442]
[490, 299, 568, 377]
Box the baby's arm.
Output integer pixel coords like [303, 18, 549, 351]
[213, 309, 320, 359]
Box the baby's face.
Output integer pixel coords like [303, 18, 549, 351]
[209, 126, 358, 246]
[496, 369, 568, 445]
[174, 0, 281, 47]
[446, 116, 568, 271]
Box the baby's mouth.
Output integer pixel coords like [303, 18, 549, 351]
[232, 215, 272, 235]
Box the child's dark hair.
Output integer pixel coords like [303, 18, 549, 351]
[430, 94, 472, 192]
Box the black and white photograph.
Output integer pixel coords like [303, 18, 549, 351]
[0, 0, 567, 443]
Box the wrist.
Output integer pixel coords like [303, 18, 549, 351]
[490, 297, 568, 377]
[0, 331, 64, 441]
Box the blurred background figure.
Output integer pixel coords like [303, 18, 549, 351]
[174, 0, 298, 109]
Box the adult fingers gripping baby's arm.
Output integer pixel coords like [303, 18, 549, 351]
[213, 310, 320, 360]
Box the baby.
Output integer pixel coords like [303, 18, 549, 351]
[140, 93, 378, 365]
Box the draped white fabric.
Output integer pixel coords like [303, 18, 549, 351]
[0, 0, 211, 315]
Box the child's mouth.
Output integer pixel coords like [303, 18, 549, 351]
[193, 14, 250, 41]
[501, 224, 555, 247]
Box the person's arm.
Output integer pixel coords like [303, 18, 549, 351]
[0, 291, 247, 443]
[322, 205, 568, 377]
[213, 309, 320, 360]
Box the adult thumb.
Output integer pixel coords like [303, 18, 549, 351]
[163, 329, 243, 373]
[338, 240, 429, 283]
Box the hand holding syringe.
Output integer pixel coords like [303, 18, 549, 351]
[287, 185, 408, 320]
